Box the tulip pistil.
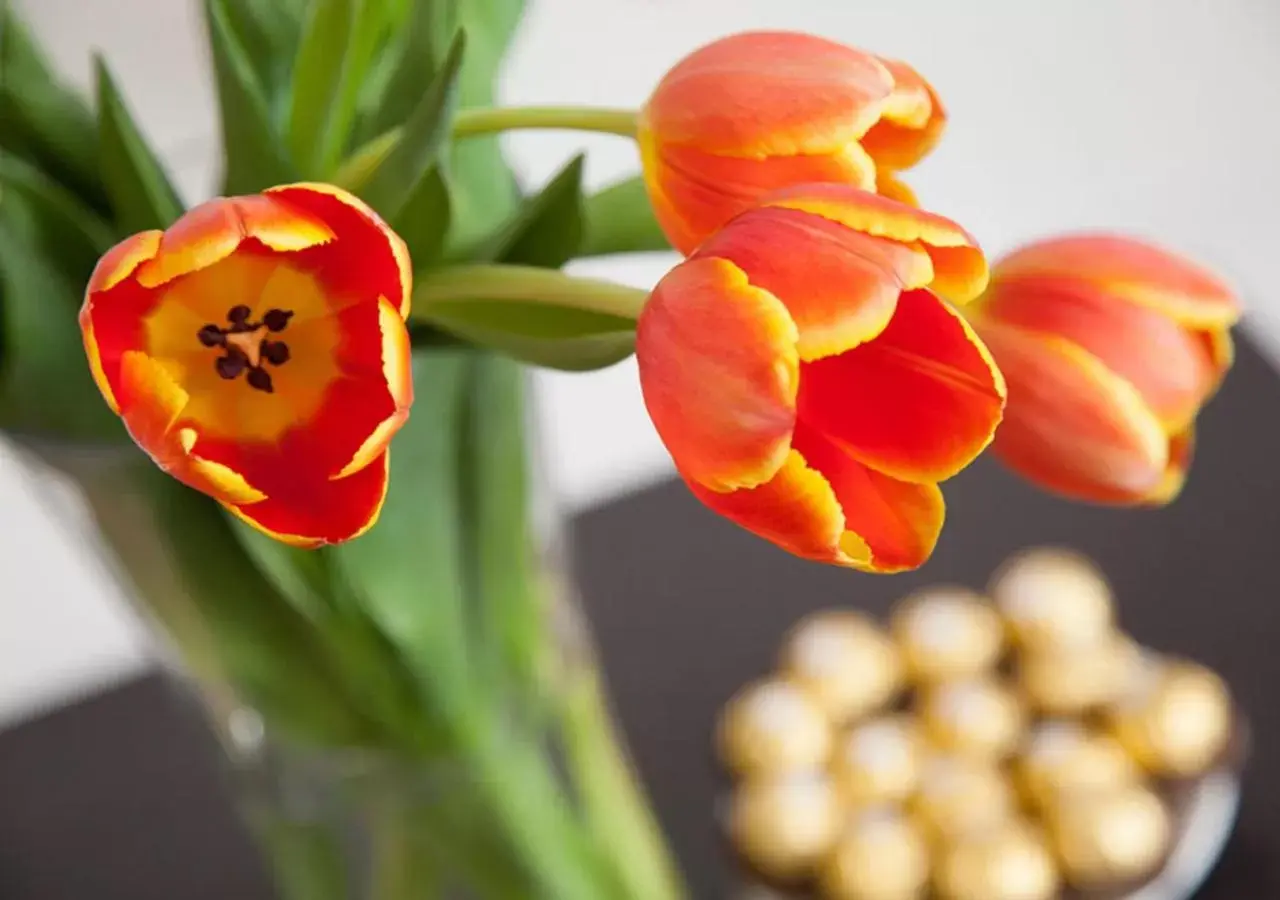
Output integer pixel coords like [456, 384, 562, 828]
[197, 306, 294, 394]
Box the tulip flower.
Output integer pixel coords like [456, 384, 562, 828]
[637, 184, 1000, 572]
[80, 183, 414, 547]
[637, 31, 945, 255]
[967, 234, 1239, 505]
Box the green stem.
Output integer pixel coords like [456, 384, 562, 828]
[412, 264, 649, 322]
[453, 106, 638, 140]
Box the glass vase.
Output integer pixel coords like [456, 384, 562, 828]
[12, 350, 684, 900]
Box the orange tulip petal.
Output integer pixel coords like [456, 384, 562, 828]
[1146, 427, 1194, 506]
[861, 55, 947, 171]
[974, 319, 1169, 504]
[978, 275, 1216, 432]
[798, 290, 1005, 484]
[1201, 327, 1234, 395]
[762, 182, 988, 302]
[642, 31, 894, 157]
[993, 235, 1239, 328]
[638, 256, 799, 492]
[226, 450, 391, 548]
[875, 170, 919, 207]
[684, 450, 848, 565]
[792, 421, 944, 573]
[641, 138, 876, 256]
[266, 183, 412, 318]
[233, 193, 336, 251]
[133, 199, 244, 289]
[695, 205, 931, 361]
[85, 230, 162, 295]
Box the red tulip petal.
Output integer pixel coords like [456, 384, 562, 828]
[85, 230, 162, 295]
[993, 235, 1239, 328]
[979, 274, 1216, 431]
[266, 183, 412, 317]
[792, 420, 945, 573]
[762, 182, 988, 303]
[974, 319, 1169, 504]
[638, 256, 799, 491]
[798, 290, 1005, 483]
[642, 31, 894, 157]
[861, 55, 947, 171]
[226, 450, 391, 548]
[695, 205, 932, 361]
[684, 449, 848, 565]
[640, 137, 876, 256]
[133, 198, 245, 288]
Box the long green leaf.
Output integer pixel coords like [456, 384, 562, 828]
[581, 175, 671, 257]
[286, 0, 386, 175]
[94, 57, 184, 231]
[205, 0, 294, 194]
[391, 164, 451, 267]
[0, 151, 114, 272]
[0, 219, 122, 440]
[486, 154, 586, 267]
[359, 0, 451, 139]
[361, 32, 465, 219]
[325, 349, 475, 716]
[221, 0, 304, 105]
[0, 5, 108, 213]
[429, 310, 636, 371]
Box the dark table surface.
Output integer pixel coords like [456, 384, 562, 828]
[3, 334, 1280, 899]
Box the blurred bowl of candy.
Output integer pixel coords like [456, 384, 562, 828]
[718, 547, 1246, 900]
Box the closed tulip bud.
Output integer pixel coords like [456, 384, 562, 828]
[638, 31, 944, 254]
[968, 234, 1240, 504]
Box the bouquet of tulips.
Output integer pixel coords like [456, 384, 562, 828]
[0, 1, 1238, 898]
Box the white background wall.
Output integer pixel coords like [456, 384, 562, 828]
[4, 0, 1280, 727]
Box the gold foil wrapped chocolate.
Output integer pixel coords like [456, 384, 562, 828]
[934, 820, 1060, 900]
[821, 807, 930, 900]
[1016, 720, 1139, 809]
[890, 587, 1005, 682]
[831, 715, 923, 806]
[718, 678, 832, 777]
[990, 548, 1114, 653]
[920, 677, 1025, 760]
[1109, 660, 1233, 778]
[1019, 636, 1143, 715]
[780, 611, 904, 724]
[913, 755, 1016, 842]
[1048, 784, 1172, 887]
[727, 773, 842, 882]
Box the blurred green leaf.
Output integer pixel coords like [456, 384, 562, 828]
[286, 0, 386, 176]
[0, 218, 122, 440]
[581, 175, 670, 257]
[392, 164, 451, 267]
[486, 155, 586, 267]
[0, 151, 114, 272]
[325, 349, 475, 716]
[359, 0, 451, 139]
[362, 32, 464, 220]
[94, 57, 184, 232]
[205, 0, 295, 194]
[428, 302, 635, 371]
[0, 5, 109, 214]
[221, 0, 305, 105]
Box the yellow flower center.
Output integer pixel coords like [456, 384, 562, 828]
[142, 254, 343, 443]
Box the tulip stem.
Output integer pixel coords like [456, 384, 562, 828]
[412, 265, 650, 321]
[452, 106, 639, 140]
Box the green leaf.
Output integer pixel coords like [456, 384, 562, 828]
[94, 57, 184, 231]
[0, 218, 123, 440]
[286, 0, 386, 176]
[359, 0, 452, 139]
[392, 164, 451, 267]
[0, 151, 114, 273]
[325, 349, 475, 715]
[581, 175, 671, 257]
[485, 154, 586, 268]
[0, 5, 109, 214]
[428, 303, 635, 371]
[361, 32, 465, 220]
[220, 0, 305, 104]
[205, 0, 295, 194]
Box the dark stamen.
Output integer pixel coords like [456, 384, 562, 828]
[263, 309, 294, 332]
[261, 341, 291, 366]
[246, 368, 274, 393]
[216, 353, 247, 380]
[197, 324, 226, 348]
[227, 305, 253, 328]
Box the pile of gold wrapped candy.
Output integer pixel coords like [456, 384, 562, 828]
[719, 548, 1238, 900]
